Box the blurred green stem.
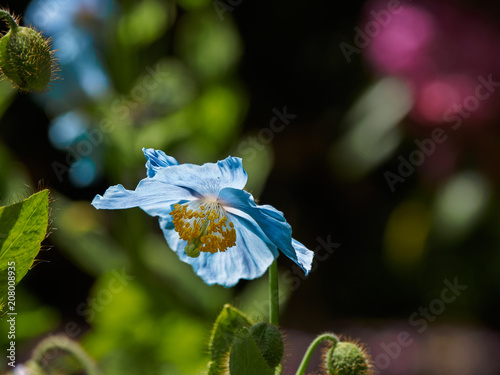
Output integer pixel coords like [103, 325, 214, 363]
[0, 10, 18, 31]
[269, 259, 279, 326]
[269, 259, 281, 374]
[28, 335, 101, 375]
[295, 333, 339, 375]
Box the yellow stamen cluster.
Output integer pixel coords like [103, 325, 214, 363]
[170, 201, 236, 257]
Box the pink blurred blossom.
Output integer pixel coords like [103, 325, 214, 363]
[363, 0, 500, 127]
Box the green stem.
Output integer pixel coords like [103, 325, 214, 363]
[269, 259, 281, 374]
[269, 259, 279, 326]
[295, 333, 339, 375]
[0, 10, 18, 32]
[28, 335, 101, 375]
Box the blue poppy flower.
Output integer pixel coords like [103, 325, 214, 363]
[91, 148, 314, 287]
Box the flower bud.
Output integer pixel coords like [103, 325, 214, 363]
[249, 322, 284, 369]
[0, 11, 56, 92]
[326, 340, 373, 375]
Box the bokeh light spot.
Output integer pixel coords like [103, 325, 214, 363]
[331, 77, 412, 179]
[434, 171, 491, 240]
[69, 157, 97, 187]
[49, 111, 87, 149]
[366, 3, 435, 74]
[384, 200, 430, 273]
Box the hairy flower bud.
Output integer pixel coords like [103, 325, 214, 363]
[325, 340, 373, 375]
[0, 10, 56, 92]
[249, 322, 284, 369]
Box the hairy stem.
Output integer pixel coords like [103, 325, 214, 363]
[269, 259, 281, 374]
[29, 335, 101, 375]
[269, 259, 279, 326]
[0, 10, 18, 32]
[295, 333, 339, 375]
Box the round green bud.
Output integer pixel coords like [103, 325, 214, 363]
[249, 322, 284, 369]
[0, 26, 54, 92]
[326, 341, 372, 375]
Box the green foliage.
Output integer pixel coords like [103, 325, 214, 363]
[248, 322, 283, 369]
[229, 327, 275, 375]
[0, 190, 49, 310]
[176, 11, 242, 82]
[81, 271, 210, 375]
[207, 306, 283, 374]
[118, 0, 171, 47]
[208, 304, 252, 374]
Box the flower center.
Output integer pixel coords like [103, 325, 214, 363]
[170, 200, 236, 257]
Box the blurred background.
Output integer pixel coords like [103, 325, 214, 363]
[1, 0, 500, 373]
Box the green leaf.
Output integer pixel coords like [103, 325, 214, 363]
[207, 304, 252, 375]
[0, 190, 49, 310]
[248, 322, 283, 369]
[229, 327, 274, 375]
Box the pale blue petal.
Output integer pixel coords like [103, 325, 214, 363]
[151, 156, 248, 198]
[216, 156, 248, 190]
[92, 179, 196, 217]
[219, 188, 314, 275]
[158, 211, 277, 287]
[143, 148, 179, 177]
[291, 238, 315, 274]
